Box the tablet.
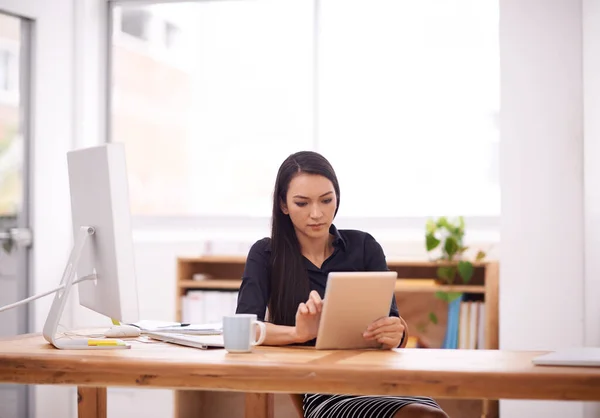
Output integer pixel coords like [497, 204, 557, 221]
[315, 271, 398, 350]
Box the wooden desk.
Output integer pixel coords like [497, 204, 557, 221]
[1, 333, 599, 418]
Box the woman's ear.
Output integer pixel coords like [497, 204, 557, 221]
[280, 199, 289, 215]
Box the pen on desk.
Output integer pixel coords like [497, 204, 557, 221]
[88, 339, 126, 346]
[157, 323, 190, 329]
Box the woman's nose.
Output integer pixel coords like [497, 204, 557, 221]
[310, 204, 322, 219]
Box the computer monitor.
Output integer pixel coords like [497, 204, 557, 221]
[42, 143, 140, 349]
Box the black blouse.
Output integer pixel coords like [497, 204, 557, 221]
[236, 224, 400, 322]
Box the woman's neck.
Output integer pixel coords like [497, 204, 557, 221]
[297, 233, 334, 268]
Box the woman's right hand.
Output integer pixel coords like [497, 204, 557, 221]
[293, 290, 323, 343]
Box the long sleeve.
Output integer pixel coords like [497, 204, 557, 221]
[363, 233, 400, 318]
[236, 238, 271, 321]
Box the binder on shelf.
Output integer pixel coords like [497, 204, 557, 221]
[181, 289, 238, 325]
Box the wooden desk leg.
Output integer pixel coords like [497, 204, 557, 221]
[245, 393, 274, 418]
[77, 387, 107, 418]
[481, 399, 499, 418]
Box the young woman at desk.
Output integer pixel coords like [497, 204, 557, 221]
[236, 151, 448, 418]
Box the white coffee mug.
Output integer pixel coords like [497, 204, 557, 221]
[222, 314, 266, 353]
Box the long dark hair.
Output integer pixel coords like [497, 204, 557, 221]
[269, 151, 340, 326]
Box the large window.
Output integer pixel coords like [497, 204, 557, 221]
[0, 47, 19, 103]
[110, 0, 499, 218]
[0, 15, 22, 216]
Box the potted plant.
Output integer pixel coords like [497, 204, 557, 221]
[424, 216, 486, 325]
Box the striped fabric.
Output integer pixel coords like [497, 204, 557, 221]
[303, 394, 442, 418]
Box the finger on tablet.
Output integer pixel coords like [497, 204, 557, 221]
[298, 302, 308, 315]
[367, 316, 398, 332]
[367, 323, 404, 336]
[309, 291, 323, 311]
[363, 331, 377, 340]
[309, 290, 322, 302]
[306, 299, 317, 314]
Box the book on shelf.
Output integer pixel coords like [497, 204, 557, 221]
[442, 296, 486, 349]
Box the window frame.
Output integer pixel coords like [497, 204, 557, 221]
[111, 4, 189, 70]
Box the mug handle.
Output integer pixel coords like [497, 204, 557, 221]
[251, 321, 266, 346]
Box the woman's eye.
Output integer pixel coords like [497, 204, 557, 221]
[294, 202, 307, 207]
[322, 198, 332, 204]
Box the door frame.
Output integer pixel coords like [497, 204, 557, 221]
[0, 10, 33, 418]
[0, 1, 79, 418]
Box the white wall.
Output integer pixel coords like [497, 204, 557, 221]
[583, 0, 600, 350]
[583, 0, 600, 417]
[0, 1, 76, 418]
[499, 0, 588, 417]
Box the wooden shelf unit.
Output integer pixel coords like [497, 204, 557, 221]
[178, 278, 486, 293]
[175, 256, 500, 418]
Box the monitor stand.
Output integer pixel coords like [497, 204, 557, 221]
[42, 226, 129, 350]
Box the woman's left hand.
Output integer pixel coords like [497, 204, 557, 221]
[363, 316, 405, 349]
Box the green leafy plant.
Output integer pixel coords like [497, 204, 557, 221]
[424, 216, 486, 325]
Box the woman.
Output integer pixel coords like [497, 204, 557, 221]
[236, 151, 449, 418]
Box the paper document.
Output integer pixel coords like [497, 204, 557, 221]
[145, 331, 225, 349]
[129, 320, 222, 335]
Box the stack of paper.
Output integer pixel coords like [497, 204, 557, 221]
[129, 320, 222, 335]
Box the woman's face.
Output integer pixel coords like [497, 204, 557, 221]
[281, 173, 337, 241]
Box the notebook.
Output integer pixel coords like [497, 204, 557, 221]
[145, 331, 225, 349]
[532, 347, 600, 367]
